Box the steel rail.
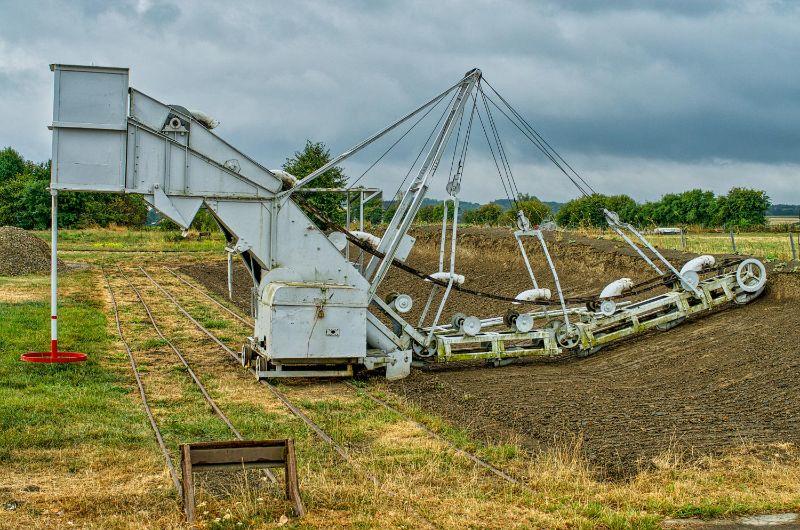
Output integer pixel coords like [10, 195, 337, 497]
[343, 382, 528, 490]
[101, 268, 182, 494]
[138, 267, 446, 527]
[165, 267, 252, 327]
[117, 267, 278, 484]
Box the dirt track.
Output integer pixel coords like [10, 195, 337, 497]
[183, 227, 800, 478]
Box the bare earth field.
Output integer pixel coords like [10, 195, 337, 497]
[185, 226, 800, 479]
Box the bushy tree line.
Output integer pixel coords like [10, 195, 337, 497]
[0, 147, 147, 229]
[555, 188, 770, 229]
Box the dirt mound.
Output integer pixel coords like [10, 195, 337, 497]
[182, 227, 799, 478]
[0, 226, 58, 276]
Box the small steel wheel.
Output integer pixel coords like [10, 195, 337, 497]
[656, 316, 685, 331]
[599, 299, 616, 317]
[451, 312, 467, 329]
[578, 345, 603, 358]
[503, 309, 519, 327]
[412, 342, 436, 359]
[736, 258, 767, 293]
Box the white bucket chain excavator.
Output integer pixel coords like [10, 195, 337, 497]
[49, 64, 766, 379]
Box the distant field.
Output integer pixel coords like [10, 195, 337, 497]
[768, 216, 800, 226]
[583, 230, 799, 262]
[31, 228, 226, 253]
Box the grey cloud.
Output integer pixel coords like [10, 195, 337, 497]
[1, 0, 798, 203]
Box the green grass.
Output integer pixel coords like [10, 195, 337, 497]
[31, 228, 225, 253]
[0, 271, 152, 463]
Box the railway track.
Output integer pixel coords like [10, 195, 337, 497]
[104, 267, 280, 498]
[136, 267, 444, 527]
[160, 266, 528, 490]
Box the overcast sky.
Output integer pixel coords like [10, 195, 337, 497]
[2, 0, 799, 204]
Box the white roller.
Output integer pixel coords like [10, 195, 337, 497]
[680, 255, 715, 275]
[271, 169, 298, 188]
[599, 278, 634, 299]
[188, 109, 220, 129]
[351, 230, 381, 249]
[514, 288, 552, 303]
[427, 271, 465, 285]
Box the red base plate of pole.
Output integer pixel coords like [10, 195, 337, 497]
[21, 351, 87, 363]
[21, 341, 87, 364]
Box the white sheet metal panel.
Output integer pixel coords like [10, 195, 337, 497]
[258, 283, 367, 360]
[50, 64, 129, 192]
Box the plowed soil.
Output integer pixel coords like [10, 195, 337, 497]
[183, 227, 800, 478]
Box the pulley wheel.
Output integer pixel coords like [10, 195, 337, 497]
[392, 293, 413, 314]
[461, 316, 482, 336]
[680, 270, 700, 292]
[412, 342, 436, 359]
[514, 313, 534, 333]
[451, 312, 467, 329]
[503, 309, 519, 327]
[736, 258, 767, 293]
[599, 299, 616, 317]
[554, 321, 579, 349]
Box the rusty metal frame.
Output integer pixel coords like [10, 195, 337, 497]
[180, 439, 304, 523]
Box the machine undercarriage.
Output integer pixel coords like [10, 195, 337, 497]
[48, 64, 767, 380]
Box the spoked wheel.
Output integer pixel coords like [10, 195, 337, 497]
[736, 258, 767, 293]
[411, 342, 436, 360]
[553, 321, 580, 350]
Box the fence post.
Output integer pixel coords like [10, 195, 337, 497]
[680, 228, 686, 250]
[791, 232, 798, 261]
[729, 229, 737, 254]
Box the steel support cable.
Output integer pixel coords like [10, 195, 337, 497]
[102, 268, 182, 494]
[477, 86, 592, 197]
[446, 93, 467, 184]
[348, 89, 449, 189]
[387, 90, 460, 211]
[479, 87, 521, 201]
[297, 195, 744, 305]
[475, 95, 516, 208]
[481, 79, 597, 196]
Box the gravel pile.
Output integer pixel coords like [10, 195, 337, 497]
[0, 226, 61, 276]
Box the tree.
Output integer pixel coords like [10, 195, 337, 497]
[0, 147, 25, 184]
[283, 141, 347, 224]
[714, 188, 770, 228]
[555, 193, 638, 228]
[415, 203, 454, 223]
[463, 202, 504, 225]
[637, 189, 717, 227]
[499, 196, 551, 226]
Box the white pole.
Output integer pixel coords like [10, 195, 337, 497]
[227, 250, 233, 300]
[50, 189, 58, 359]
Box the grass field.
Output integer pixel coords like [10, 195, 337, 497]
[579, 229, 800, 262]
[1, 229, 799, 528]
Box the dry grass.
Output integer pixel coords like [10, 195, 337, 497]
[2, 232, 799, 528]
